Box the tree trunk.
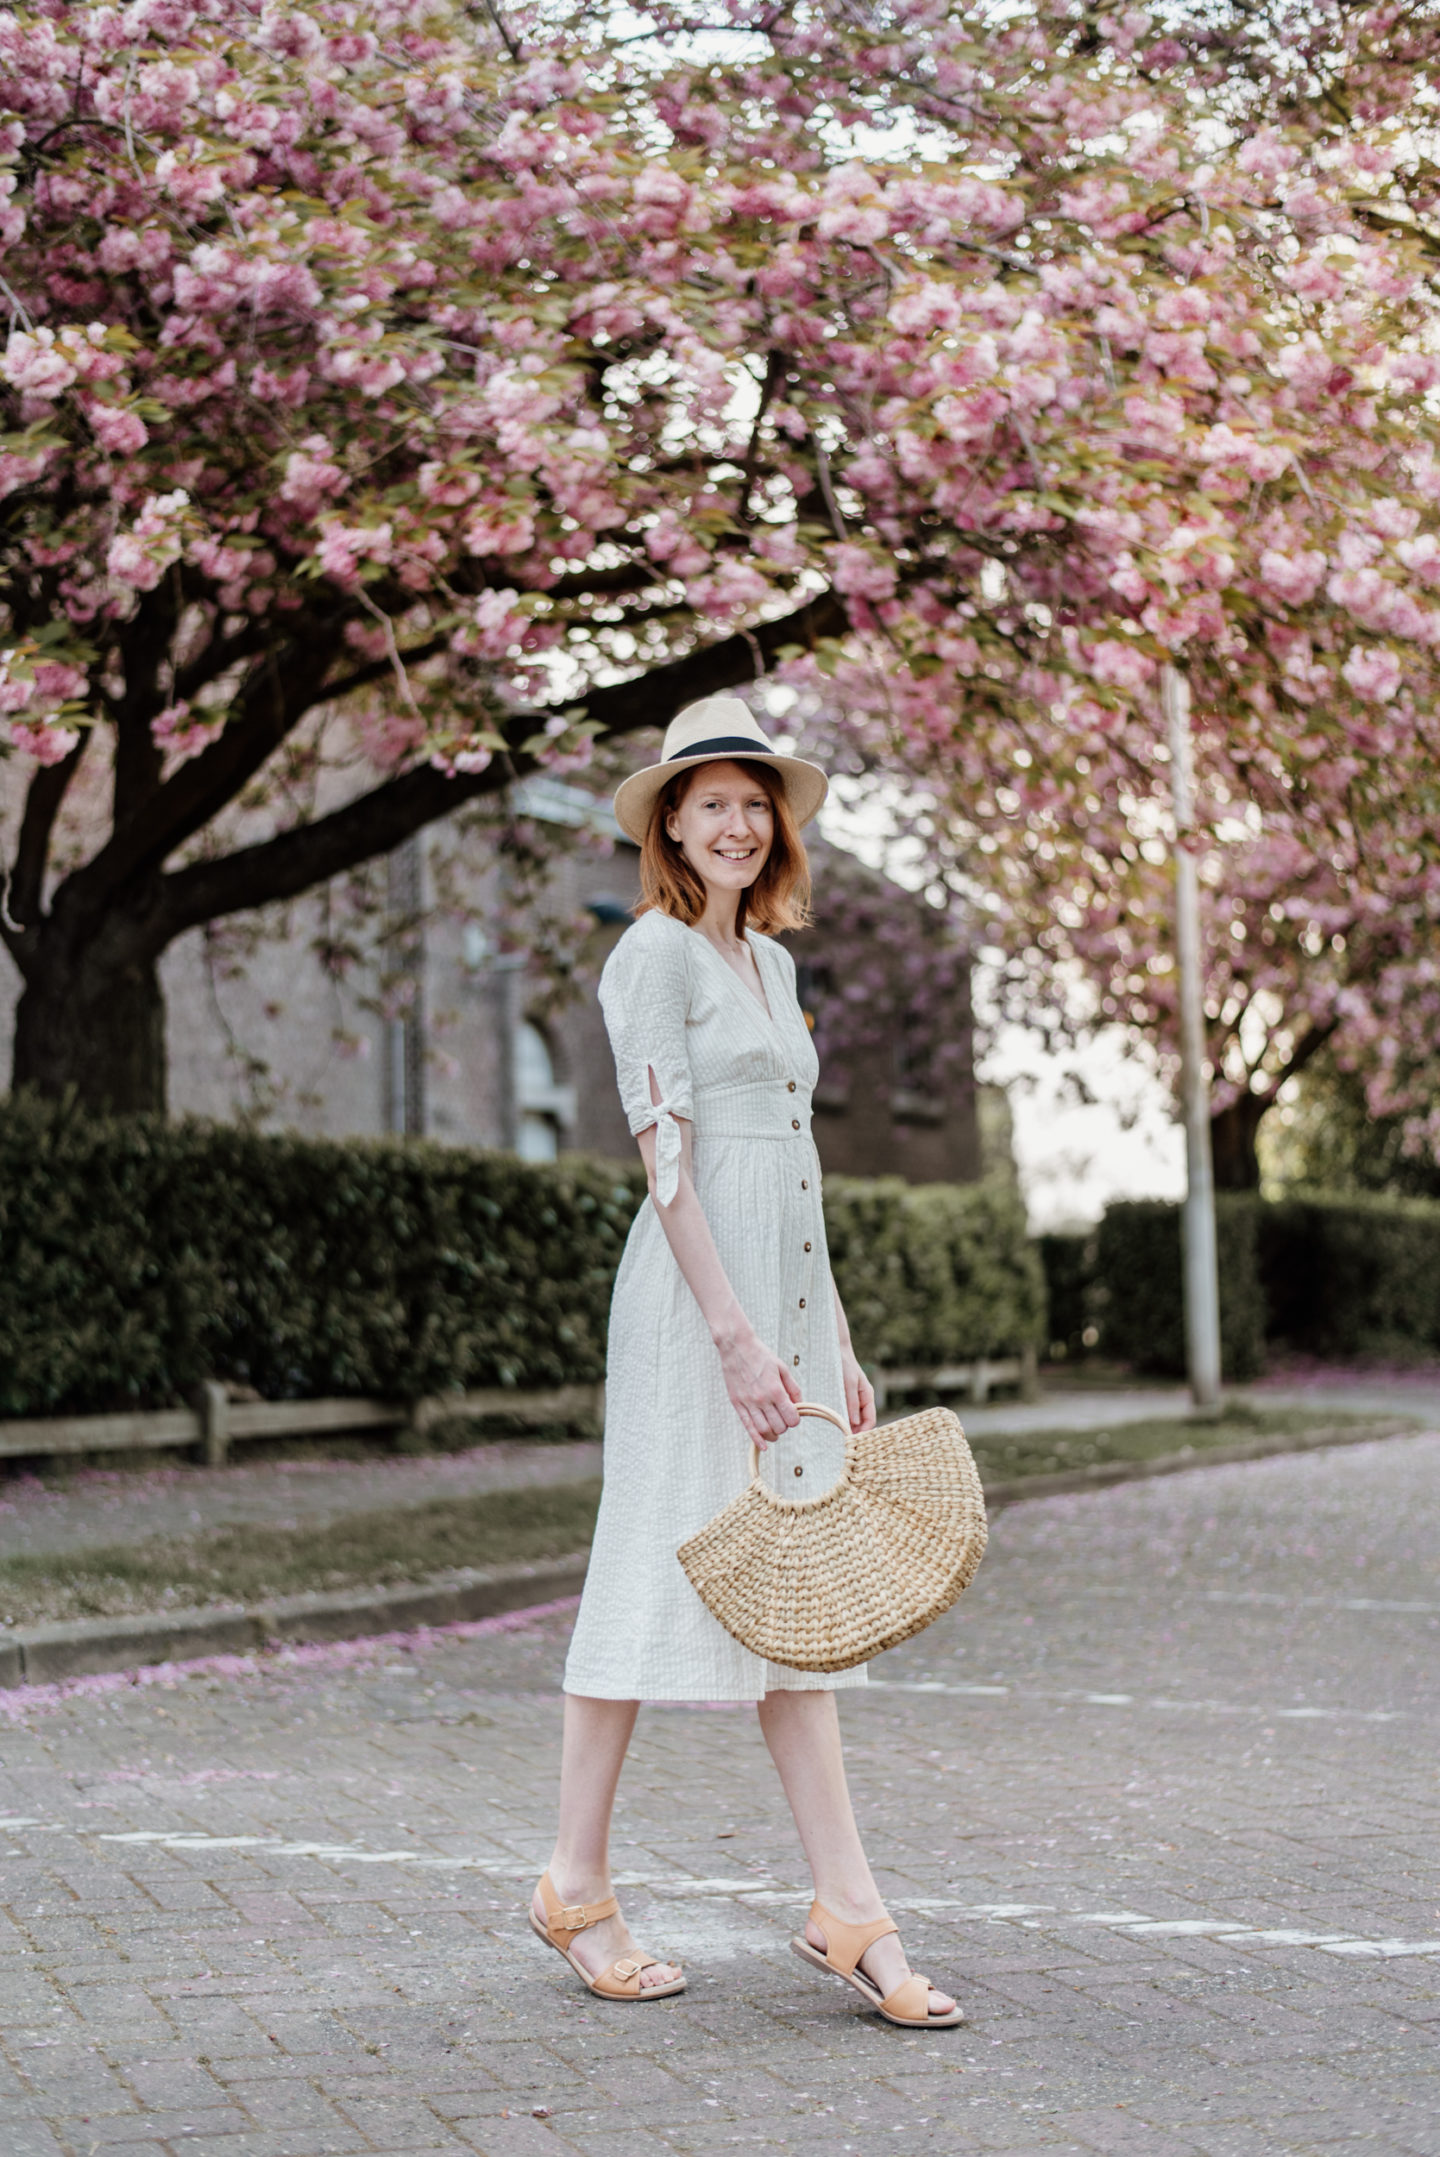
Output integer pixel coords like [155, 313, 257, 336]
[11, 919, 168, 1115]
[1209, 1089, 1268, 1191]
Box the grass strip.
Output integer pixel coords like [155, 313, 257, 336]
[962, 1403, 1413, 1486]
[0, 1479, 602, 1627]
[0, 1406, 1417, 1629]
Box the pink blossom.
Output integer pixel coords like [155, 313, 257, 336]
[1258, 548, 1328, 606]
[2, 328, 76, 398]
[632, 164, 694, 238]
[316, 521, 393, 585]
[11, 720, 80, 765]
[1341, 644, 1403, 702]
[151, 700, 224, 762]
[191, 536, 251, 584]
[468, 589, 526, 658]
[323, 345, 406, 398]
[278, 439, 348, 514]
[692, 559, 772, 613]
[830, 546, 898, 604]
[251, 362, 311, 406]
[889, 281, 963, 336]
[1368, 499, 1420, 542]
[0, 449, 49, 498]
[1198, 425, 1290, 483]
[644, 513, 709, 579]
[1086, 639, 1156, 693]
[1396, 534, 1440, 585]
[418, 462, 481, 508]
[153, 151, 228, 210]
[462, 505, 536, 557]
[106, 490, 191, 592]
[1237, 130, 1300, 181]
[87, 404, 149, 455]
[31, 661, 87, 701]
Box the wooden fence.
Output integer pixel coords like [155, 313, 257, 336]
[0, 1350, 1036, 1470]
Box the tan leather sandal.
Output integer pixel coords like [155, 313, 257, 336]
[529, 1872, 686, 2001]
[791, 1900, 964, 2027]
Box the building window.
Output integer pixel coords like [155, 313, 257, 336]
[514, 1019, 574, 1160]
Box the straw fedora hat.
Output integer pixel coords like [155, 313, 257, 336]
[612, 695, 828, 846]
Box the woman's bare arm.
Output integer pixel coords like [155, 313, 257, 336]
[832, 1282, 877, 1433]
[636, 1112, 800, 1448]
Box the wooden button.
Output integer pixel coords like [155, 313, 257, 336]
[791, 1118, 800, 1130]
[804, 1241, 812, 1252]
[794, 1465, 804, 1477]
[792, 1354, 800, 1366]
[787, 1081, 796, 1093]
[801, 1179, 809, 1190]
[799, 1298, 806, 1309]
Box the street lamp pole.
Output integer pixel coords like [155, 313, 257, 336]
[1162, 663, 1223, 1410]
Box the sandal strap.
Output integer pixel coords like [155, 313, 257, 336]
[807, 1899, 899, 1979]
[536, 1871, 620, 1940]
[593, 1950, 668, 1999]
[881, 1973, 936, 2023]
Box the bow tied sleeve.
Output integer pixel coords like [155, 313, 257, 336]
[598, 917, 695, 1206]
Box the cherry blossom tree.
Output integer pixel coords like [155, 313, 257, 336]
[1, 0, 1439, 1120]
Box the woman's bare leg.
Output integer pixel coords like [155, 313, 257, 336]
[757, 1689, 955, 2015]
[532, 1694, 681, 1989]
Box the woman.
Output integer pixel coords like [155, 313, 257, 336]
[529, 694, 962, 2029]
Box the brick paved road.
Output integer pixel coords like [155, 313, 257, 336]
[0, 1433, 1436, 2157]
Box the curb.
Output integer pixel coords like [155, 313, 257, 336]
[0, 1554, 590, 1688]
[0, 1423, 1422, 1689]
[980, 1419, 1420, 1509]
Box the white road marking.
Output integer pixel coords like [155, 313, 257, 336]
[21, 1823, 1417, 1964]
[1200, 1589, 1440, 1616]
[866, 1679, 1403, 1722]
[78, 1823, 1440, 1966]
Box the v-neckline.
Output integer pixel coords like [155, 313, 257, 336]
[688, 924, 776, 1027]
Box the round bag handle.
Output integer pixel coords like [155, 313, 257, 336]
[748, 1399, 849, 1480]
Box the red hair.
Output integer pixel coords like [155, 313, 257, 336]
[636, 759, 812, 934]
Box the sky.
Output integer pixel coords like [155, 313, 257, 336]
[979, 1011, 1186, 1232]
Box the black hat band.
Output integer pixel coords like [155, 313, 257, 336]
[667, 735, 777, 762]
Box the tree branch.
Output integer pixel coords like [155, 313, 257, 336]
[316, 635, 449, 711]
[1262, 1014, 1341, 1100]
[0, 730, 90, 971]
[62, 623, 345, 927]
[156, 590, 848, 941]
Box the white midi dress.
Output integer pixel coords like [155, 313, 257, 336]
[562, 908, 868, 1702]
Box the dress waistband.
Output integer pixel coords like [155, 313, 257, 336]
[691, 1079, 814, 1141]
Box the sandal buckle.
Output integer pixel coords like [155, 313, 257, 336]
[557, 1902, 589, 1931]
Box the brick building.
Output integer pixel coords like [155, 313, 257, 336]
[0, 782, 990, 1184]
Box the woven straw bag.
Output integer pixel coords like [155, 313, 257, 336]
[676, 1401, 988, 1674]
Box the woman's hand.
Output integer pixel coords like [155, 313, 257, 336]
[841, 1344, 877, 1434]
[716, 1325, 802, 1448]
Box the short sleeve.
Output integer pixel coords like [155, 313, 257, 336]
[598, 915, 694, 1204]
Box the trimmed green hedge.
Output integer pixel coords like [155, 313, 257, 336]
[0, 1097, 1043, 1417]
[823, 1175, 1046, 1368]
[1073, 1187, 1440, 1378]
[1259, 1191, 1440, 1361]
[1093, 1197, 1265, 1381]
[1038, 1230, 1094, 1360]
[0, 1096, 643, 1415]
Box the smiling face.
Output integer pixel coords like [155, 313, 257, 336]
[664, 760, 776, 899]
